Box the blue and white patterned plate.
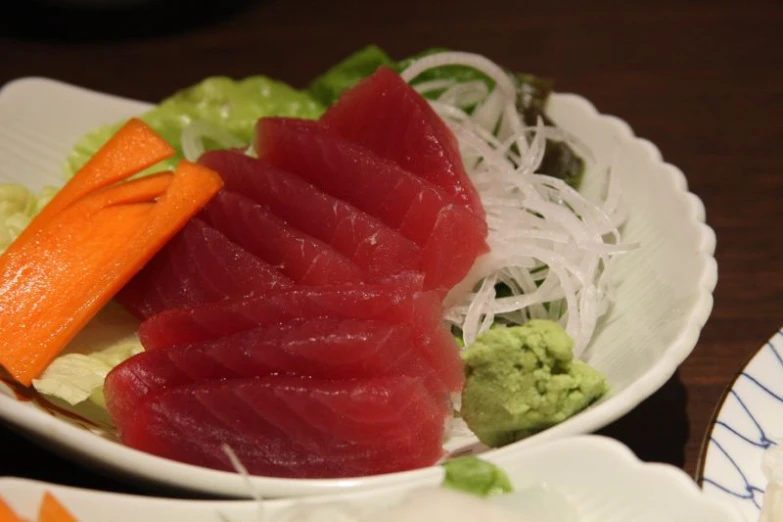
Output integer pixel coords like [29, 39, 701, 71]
[699, 328, 783, 521]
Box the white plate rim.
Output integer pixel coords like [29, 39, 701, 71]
[1, 434, 745, 522]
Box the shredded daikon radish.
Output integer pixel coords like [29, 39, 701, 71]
[439, 80, 491, 109]
[222, 444, 265, 520]
[402, 52, 631, 357]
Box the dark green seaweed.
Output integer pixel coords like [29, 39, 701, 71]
[514, 73, 585, 188]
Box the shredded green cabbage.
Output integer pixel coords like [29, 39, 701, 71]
[65, 76, 325, 178]
[0, 183, 57, 253]
[31, 301, 143, 408]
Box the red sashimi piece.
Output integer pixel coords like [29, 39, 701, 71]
[255, 118, 488, 292]
[410, 291, 465, 392]
[116, 218, 293, 320]
[198, 150, 423, 283]
[105, 317, 449, 434]
[138, 283, 419, 350]
[321, 66, 485, 219]
[119, 376, 445, 478]
[137, 284, 463, 393]
[201, 190, 367, 286]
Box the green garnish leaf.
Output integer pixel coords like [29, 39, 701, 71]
[307, 45, 394, 106]
[441, 456, 513, 497]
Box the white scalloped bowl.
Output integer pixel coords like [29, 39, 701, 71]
[1, 436, 741, 522]
[0, 77, 718, 497]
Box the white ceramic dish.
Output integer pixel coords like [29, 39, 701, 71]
[699, 327, 783, 521]
[0, 77, 718, 497]
[1, 435, 743, 522]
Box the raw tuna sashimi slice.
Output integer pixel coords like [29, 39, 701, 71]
[137, 284, 464, 392]
[105, 317, 450, 434]
[198, 150, 423, 283]
[119, 376, 445, 478]
[321, 66, 485, 219]
[201, 190, 367, 286]
[138, 283, 420, 350]
[116, 218, 293, 320]
[410, 290, 465, 393]
[255, 118, 488, 292]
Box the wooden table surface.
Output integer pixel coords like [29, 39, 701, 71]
[0, 0, 781, 498]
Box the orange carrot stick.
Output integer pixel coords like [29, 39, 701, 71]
[20, 118, 174, 237]
[0, 155, 221, 385]
[0, 497, 23, 522]
[118, 161, 224, 280]
[37, 492, 77, 522]
[61, 171, 173, 215]
[0, 191, 159, 385]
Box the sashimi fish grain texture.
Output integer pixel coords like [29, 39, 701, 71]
[120, 376, 446, 478]
[137, 284, 464, 392]
[104, 71, 487, 479]
[199, 150, 423, 283]
[202, 191, 368, 286]
[105, 317, 443, 434]
[321, 66, 485, 220]
[255, 118, 488, 292]
[116, 218, 293, 320]
[138, 284, 420, 349]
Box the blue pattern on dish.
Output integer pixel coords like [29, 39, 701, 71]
[701, 330, 783, 521]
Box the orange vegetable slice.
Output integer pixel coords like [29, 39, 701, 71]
[23, 118, 174, 237]
[0, 118, 222, 386]
[0, 496, 23, 522]
[37, 492, 77, 522]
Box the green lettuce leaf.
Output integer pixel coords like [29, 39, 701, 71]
[64, 76, 324, 178]
[64, 122, 124, 179]
[0, 183, 57, 253]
